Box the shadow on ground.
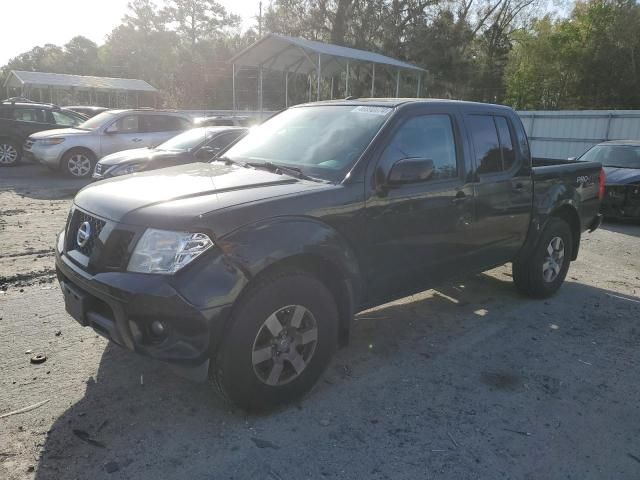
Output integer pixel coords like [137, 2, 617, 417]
[34, 274, 640, 479]
[601, 219, 640, 238]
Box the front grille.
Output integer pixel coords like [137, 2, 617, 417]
[103, 230, 135, 270]
[66, 209, 106, 257]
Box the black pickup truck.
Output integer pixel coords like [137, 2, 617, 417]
[55, 99, 603, 410]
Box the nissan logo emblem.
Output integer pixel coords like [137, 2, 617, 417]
[76, 221, 92, 248]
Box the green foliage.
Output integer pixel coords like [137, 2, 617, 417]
[505, 0, 640, 109]
[2, 0, 640, 109]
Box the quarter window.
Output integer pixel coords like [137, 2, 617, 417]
[380, 114, 458, 181]
[52, 111, 81, 127]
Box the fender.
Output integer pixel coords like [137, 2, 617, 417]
[218, 216, 362, 293]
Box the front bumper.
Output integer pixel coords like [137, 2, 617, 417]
[26, 141, 65, 167]
[55, 229, 240, 381]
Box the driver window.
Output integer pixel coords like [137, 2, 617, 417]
[380, 114, 458, 181]
[110, 115, 140, 133]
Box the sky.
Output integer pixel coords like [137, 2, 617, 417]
[0, 0, 259, 66]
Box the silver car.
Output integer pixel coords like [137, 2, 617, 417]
[25, 110, 193, 178]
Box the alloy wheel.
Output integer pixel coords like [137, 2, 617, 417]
[0, 143, 18, 165]
[542, 236, 565, 282]
[67, 154, 92, 177]
[251, 304, 319, 386]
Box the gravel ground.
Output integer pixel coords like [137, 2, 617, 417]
[1, 164, 640, 480]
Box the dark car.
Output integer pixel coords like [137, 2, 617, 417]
[577, 140, 640, 219]
[93, 126, 248, 179]
[55, 99, 603, 411]
[63, 106, 109, 118]
[0, 101, 86, 166]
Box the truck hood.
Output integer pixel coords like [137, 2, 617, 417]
[98, 148, 187, 167]
[30, 128, 90, 139]
[74, 162, 325, 226]
[604, 166, 640, 185]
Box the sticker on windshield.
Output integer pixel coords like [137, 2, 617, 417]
[351, 106, 392, 116]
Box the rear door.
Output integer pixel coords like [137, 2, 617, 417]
[464, 112, 532, 265]
[101, 114, 145, 156]
[364, 107, 475, 300]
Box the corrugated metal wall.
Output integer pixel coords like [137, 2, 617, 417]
[518, 111, 640, 160]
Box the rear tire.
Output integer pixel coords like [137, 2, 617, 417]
[214, 269, 339, 411]
[513, 217, 573, 298]
[61, 149, 96, 178]
[0, 140, 21, 166]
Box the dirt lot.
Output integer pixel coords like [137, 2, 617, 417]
[1, 163, 640, 480]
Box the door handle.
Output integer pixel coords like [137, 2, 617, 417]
[132, 138, 143, 142]
[452, 191, 468, 204]
[512, 182, 525, 192]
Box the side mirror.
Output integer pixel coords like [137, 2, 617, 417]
[567, 156, 576, 162]
[387, 157, 435, 185]
[105, 125, 118, 134]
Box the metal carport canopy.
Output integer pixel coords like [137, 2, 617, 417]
[4, 70, 157, 93]
[230, 34, 425, 77]
[229, 34, 426, 111]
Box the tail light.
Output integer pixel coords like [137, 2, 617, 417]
[598, 168, 606, 200]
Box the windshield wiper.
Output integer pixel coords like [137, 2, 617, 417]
[247, 161, 318, 181]
[215, 155, 248, 168]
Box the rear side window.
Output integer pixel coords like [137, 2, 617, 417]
[467, 115, 517, 174]
[12, 108, 47, 123]
[380, 114, 458, 181]
[52, 111, 82, 127]
[144, 115, 191, 132]
[494, 117, 515, 170]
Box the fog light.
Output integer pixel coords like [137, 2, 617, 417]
[151, 320, 166, 336]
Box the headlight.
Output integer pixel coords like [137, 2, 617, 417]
[127, 229, 213, 274]
[39, 138, 65, 146]
[109, 163, 145, 177]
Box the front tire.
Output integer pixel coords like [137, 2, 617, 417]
[214, 270, 339, 411]
[513, 217, 573, 298]
[0, 140, 21, 166]
[61, 149, 96, 178]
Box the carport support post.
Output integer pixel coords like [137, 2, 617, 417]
[317, 54, 321, 101]
[371, 63, 375, 97]
[258, 65, 263, 117]
[284, 71, 289, 108]
[331, 77, 334, 99]
[416, 73, 422, 98]
[232, 63, 236, 112]
[345, 61, 350, 97]
[395, 70, 400, 97]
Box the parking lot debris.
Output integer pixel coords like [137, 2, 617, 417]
[104, 461, 120, 473]
[30, 353, 47, 364]
[0, 399, 50, 419]
[55, 330, 61, 336]
[502, 428, 531, 436]
[447, 432, 459, 449]
[628, 453, 640, 464]
[251, 437, 280, 449]
[72, 429, 106, 448]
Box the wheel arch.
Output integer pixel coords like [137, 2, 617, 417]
[218, 217, 363, 347]
[59, 146, 97, 169]
[549, 203, 581, 260]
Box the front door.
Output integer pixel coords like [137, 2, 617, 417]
[101, 114, 145, 157]
[363, 110, 475, 302]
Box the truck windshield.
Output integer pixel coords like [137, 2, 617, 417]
[222, 105, 393, 181]
[580, 144, 640, 169]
